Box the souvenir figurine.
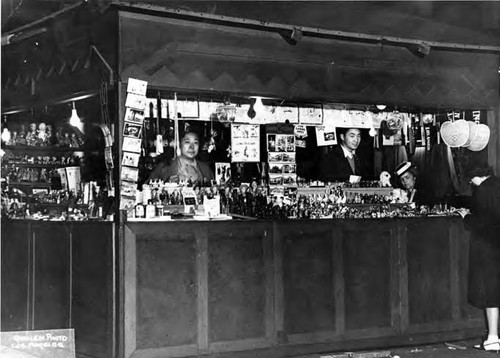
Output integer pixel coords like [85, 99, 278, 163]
[46, 124, 54, 145]
[37, 123, 48, 145]
[55, 128, 64, 146]
[26, 123, 38, 146]
[62, 132, 71, 147]
[70, 133, 80, 148]
[9, 131, 17, 146]
[17, 125, 27, 145]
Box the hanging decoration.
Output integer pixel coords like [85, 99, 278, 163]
[466, 110, 490, 151]
[440, 111, 469, 148]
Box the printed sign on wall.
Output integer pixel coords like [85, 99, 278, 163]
[1, 329, 76, 358]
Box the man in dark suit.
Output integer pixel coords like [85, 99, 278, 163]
[319, 127, 368, 182]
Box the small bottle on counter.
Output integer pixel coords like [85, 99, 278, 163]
[145, 200, 156, 218]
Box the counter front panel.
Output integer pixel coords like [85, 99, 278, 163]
[122, 217, 483, 358]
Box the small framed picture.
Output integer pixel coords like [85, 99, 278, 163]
[123, 122, 142, 138]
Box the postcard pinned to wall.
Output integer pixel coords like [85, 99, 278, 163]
[127, 78, 148, 96]
[122, 137, 142, 153]
[122, 151, 141, 167]
[121, 166, 139, 182]
[299, 105, 323, 125]
[125, 93, 147, 111]
[315, 125, 338, 146]
[123, 122, 142, 138]
[273, 106, 299, 124]
[120, 195, 136, 211]
[124, 108, 145, 124]
[121, 180, 138, 198]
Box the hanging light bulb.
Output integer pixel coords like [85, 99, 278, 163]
[1, 116, 11, 144]
[366, 111, 377, 137]
[1, 128, 11, 144]
[69, 102, 82, 127]
[253, 97, 265, 114]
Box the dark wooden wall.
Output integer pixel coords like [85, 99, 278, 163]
[122, 217, 483, 358]
[119, 11, 499, 110]
[0, 220, 115, 358]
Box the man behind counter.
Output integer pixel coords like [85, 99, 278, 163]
[319, 127, 369, 183]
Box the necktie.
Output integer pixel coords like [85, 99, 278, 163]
[347, 155, 356, 174]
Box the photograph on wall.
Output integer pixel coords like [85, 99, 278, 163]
[124, 108, 145, 124]
[267, 134, 276, 152]
[215, 162, 232, 185]
[269, 174, 283, 186]
[276, 135, 286, 152]
[282, 174, 297, 186]
[123, 122, 143, 139]
[122, 152, 141, 167]
[285, 135, 296, 152]
[315, 125, 338, 146]
[231, 124, 260, 162]
[269, 163, 284, 174]
[268, 152, 295, 163]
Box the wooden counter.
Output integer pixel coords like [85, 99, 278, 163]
[1, 219, 115, 358]
[121, 217, 483, 358]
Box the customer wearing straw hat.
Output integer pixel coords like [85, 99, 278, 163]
[394, 161, 434, 207]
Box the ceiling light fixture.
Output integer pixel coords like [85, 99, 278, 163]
[69, 102, 84, 133]
[376, 104, 387, 111]
[408, 42, 431, 58]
